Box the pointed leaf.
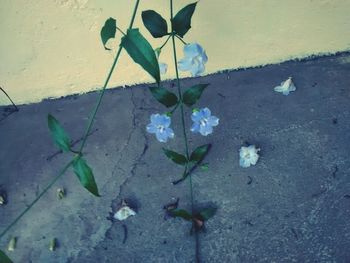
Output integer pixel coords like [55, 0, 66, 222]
[73, 157, 100, 197]
[190, 144, 211, 163]
[170, 209, 192, 221]
[142, 10, 168, 38]
[47, 114, 71, 152]
[198, 207, 217, 221]
[121, 28, 160, 83]
[163, 148, 188, 165]
[183, 84, 209, 106]
[149, 87, 178, 107]
[171, 2, 197, 37]
[0, 250, 13, 263]
[100, 18, 117, 50]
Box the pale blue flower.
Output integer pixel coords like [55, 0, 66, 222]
[178, 43, 208, 77]
[239, 145, 260, 168]
[159, 62, 168, 75]
[146, 113, 174, 143]
[191, 107, 219, 136]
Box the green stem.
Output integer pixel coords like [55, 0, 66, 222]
[0, 0, 141, 241]
[159, 35, 172, 50]
[116, 26, 126, 36]
[170, 1, 199, 262]
[169, 101, 180, 115]
[0, 160, 74, 239]
[175, 35, 187, 45]
[78, 0, 140, 153]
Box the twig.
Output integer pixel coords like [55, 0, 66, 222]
[172, 145, 212, 185]
[122, 224, 128, 244]
[0, 87, 19, 122]
[0, 87, 18, 111]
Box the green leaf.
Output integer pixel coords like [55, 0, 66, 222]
[0, 250, 13, 263]
[170, 209, 192, 221]
[198, 207, 217, 221]
[73, 157, 100, 197]
[163, 148, 188, 165]
[171, 2, 197, 37]
[183, 84, 209, 106]
[190, 144, 211, 163]
[149, 87, 178, 107]
[142, 10, 168, 38]
[47, 114, 71, 152]
[100, 17, 117, 50]
[120, 28, 160, 83]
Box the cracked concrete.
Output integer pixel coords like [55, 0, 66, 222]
[1, 53, 350, 262]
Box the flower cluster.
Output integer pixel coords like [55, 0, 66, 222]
[147, 43, 218, 143]
[147, 107, 219, 142]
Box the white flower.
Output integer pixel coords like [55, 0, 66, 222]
[274, 77, 296, 95]
[178, 43, 208, 77]
[114, 205, 136, 221]
[239, 145, 260, 168]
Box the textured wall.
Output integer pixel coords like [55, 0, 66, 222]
[1, 0, 350, 105]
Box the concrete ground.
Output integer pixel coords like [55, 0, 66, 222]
[1, 53, 350, 263]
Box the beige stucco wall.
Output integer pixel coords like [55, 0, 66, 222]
[1, 0, 350, 105]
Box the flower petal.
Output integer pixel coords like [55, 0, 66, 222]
[156, 130, 168, 143]
[150, 113, 161, 125]
[159, 62, 168, 75]
[114, 206, 136, 221]
[146, 123, 157, 134]
[208, 116, 219, 126]
[191, 110, 205, 122]
[274, 77, 296, 95]
[190, 60, 205, 77]
[191, 122, 200, 133]
[178, 57, 193, 72]
[239, 158, 251, 168]
[183, 43, 199, 58]
[201, 50, 208, 63]
[199, 124, 213, 136]
[202, 107, 211, 118]
[165, 127, 175, 139]
[184, 43, 203, 58]
[159, 114, 171, 127]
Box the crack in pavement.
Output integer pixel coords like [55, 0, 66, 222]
[112, 87, 150, 203]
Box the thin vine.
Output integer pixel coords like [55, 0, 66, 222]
[0, 1, 141, 261]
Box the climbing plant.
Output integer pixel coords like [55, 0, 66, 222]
[0, 1, 218, 262]
[128, 1, 219, 261]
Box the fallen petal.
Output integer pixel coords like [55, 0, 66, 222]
[274, 77, 296, 95]
[114, 205, 136, 221]
[8, 237, 16, 251]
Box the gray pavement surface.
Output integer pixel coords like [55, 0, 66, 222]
[1, 53, 350, 262]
